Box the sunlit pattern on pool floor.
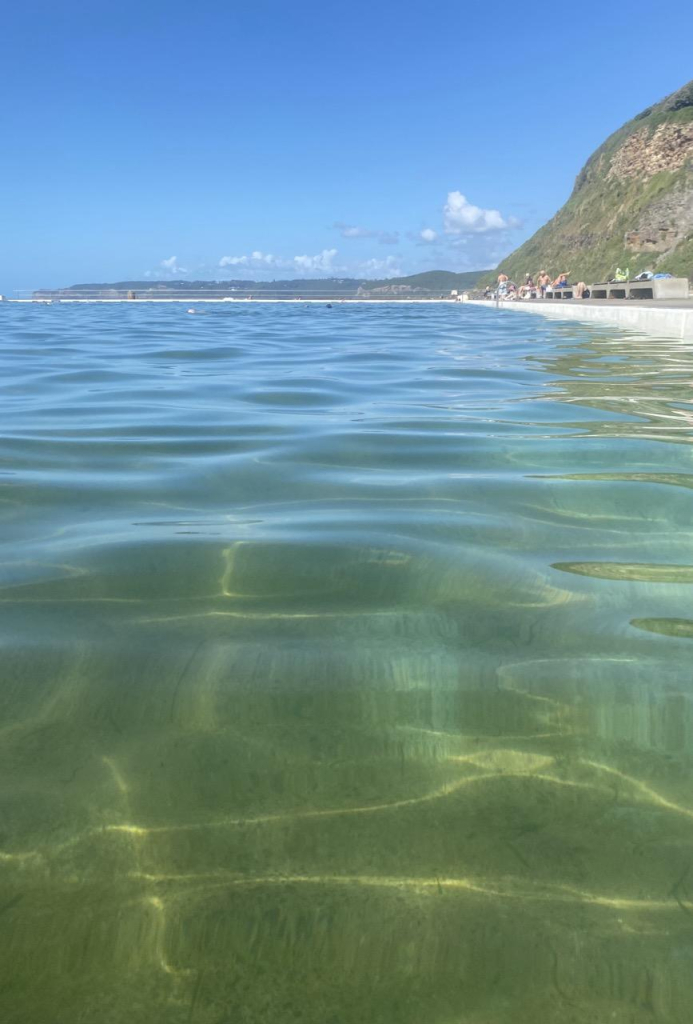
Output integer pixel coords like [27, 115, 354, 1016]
[1, 302, 693, 1022]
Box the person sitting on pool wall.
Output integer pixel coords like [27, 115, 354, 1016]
[537, 271, 551, 297]
[521, 274, 535, 298]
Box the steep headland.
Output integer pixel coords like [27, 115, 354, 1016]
[495, 80, 693, 283]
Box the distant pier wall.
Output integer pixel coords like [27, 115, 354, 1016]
[468, 299, 693, 342]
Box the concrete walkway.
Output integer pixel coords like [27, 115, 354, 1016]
[468, 297, 693, 341]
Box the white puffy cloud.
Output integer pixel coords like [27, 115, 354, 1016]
[219, 251, 277, 267]
[420, 228, 438, 243]
[217, 248, 343, 277]
[359, 256, 403, 278]
[334, 223, 373, 239]
[443, 191, 512, 235]
[160, 256, 188, 275]
[292, 249, 339, 273]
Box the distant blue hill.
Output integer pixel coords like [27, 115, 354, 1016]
[34, 269, 489, 299]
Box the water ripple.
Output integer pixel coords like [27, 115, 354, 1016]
[2, 302, 693, 1023]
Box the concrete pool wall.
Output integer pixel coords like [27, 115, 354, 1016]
[467, 298, 693, 342]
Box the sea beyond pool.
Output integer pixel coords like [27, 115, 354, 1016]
[2, 301, 693, 1023]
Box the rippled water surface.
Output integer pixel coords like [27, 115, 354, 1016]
[2, 301, 693, 1023]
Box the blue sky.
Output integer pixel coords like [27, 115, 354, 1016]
[2, 0, 692, 292]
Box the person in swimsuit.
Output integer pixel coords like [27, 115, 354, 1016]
[537, 271, 551, 297]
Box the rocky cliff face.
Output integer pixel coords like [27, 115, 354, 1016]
[495, 80, 693, 284]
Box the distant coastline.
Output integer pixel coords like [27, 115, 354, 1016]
[27, 269, 489, 302]
[11, 297, 462, 305]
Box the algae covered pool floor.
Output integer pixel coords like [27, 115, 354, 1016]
[2, 302, 693, 1022]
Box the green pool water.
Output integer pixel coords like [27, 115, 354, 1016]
[1, 302, 693, 1022]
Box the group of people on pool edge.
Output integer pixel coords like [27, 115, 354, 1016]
[488, 271, 590, 300]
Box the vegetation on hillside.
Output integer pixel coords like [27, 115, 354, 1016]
[37, 269, 489, 299]
[492, 80, 693, 285]
[358, 270, 488, 293]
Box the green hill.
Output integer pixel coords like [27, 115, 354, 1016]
[357, 270, 488, 295]
[493, 79, 693, 285]
[35, 269, 489, 299]
[36, 278, 362, 298]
